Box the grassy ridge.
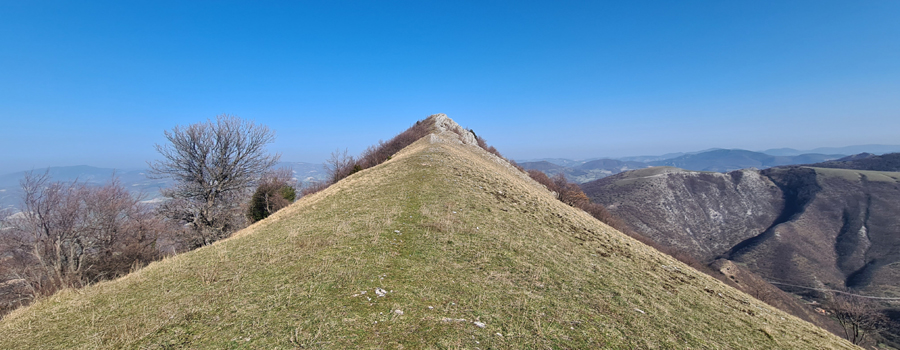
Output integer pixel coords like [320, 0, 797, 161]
[0, 131, 856, 349]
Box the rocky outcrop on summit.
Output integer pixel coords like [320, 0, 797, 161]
[581, 167, 783, 262]
[427, 113, 477, 146]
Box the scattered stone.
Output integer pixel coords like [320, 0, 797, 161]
[428, 306, 434, 309]
[634, 308, 645, 314]
[495, 333, 503, 337]
[375, 288, 387, 297]
[394, 230, 400, 233]
[394, 309, 404, 315]
[474, 321, 486, 328]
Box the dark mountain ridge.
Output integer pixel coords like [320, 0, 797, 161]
[582, 153, 900, 346]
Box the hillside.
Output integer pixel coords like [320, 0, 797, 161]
[0, 116, 854, 349]
[583, 165, 900, 292]
[584, 164, 900, 345]
[580, 167, 783, 262]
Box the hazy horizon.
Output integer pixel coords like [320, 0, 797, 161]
[4, 143, 900, 176]
[3, 2, 899, 173]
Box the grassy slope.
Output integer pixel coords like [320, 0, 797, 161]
[0, 133, 856, 349]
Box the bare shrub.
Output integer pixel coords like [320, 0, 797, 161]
[357, 119, 432, 170]
[828, 293, 890, 345]
[327, 118, 435, 185]
[0, 172, 163, 308]
[149, 114, 279, 248]
[325, 148, 356, 184]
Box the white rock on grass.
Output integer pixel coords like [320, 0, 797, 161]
[375, 288, 387, 297]
[473, 321, 486, 328]
[394, 309, 404, 315]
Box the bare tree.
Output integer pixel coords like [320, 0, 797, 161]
[149, 115, 279, 248]
[828, 293, 889, 345]
[324, 148, 355, 184]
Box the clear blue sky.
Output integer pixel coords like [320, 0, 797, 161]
[2, 1, 899, 173]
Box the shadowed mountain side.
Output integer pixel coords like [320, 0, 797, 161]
[581, 167, 783, 262]
[731, 167, 900, 292]
[583, 164, 900, 293]
[584, 162, 900, 345]
[0, 118, 854, 349]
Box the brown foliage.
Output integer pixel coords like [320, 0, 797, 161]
[356, 119, 433, 170]
[327, 119, 435, 186]
[325, 148, 356, 185]
[0, 172, 165, 316]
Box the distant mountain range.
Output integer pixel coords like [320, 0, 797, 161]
[761, 144, 900, 156]
[518, 144, 900, 183]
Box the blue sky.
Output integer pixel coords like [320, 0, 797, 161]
[2, 1, 899, 173]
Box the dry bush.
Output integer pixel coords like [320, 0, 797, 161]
[0, 172, 165, 313]
[325, 148, 356, 184]
[327, 119, 435, 186]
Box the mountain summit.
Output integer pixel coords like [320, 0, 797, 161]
[0, 115, 854, 348]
